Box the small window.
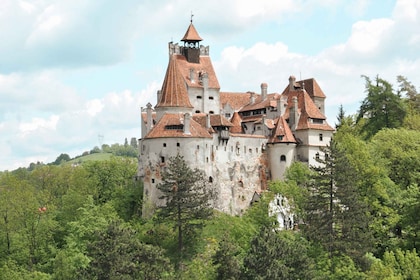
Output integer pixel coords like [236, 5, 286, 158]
[209, 176, 213, 183]
[209, 96, 214, 100]
[197, 96, 202, 99]
[315, 153, 320, 160]
[177, 142, 180, 147]
[163, 143, 166, 147]
[319, 134, 323, 141]
[209, 111, 214, 114]
[225, 113, 231, 118]
[238, 180, 244, 188]
[151, 179, 155, 184]
[161, 156, 165, 163]
[195, 110, 201, 113]
[197, 145, 200, 150]
[280, 155, 286, 162]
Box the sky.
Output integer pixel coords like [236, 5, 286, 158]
[1, 0, 419, 171]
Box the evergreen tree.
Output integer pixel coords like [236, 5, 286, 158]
[84, 221, 171, 279]
[242, 227, 315, 279]
[212, 236, 242, 280]
[304, 139, 373, 265]
[357, 75, 406, 139]
[156, 154, 215, 268]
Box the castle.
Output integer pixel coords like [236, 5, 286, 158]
[138, 21, 334, 216]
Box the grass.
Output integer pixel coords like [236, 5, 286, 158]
[67, 152, 113, 165]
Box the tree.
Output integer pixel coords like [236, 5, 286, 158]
[156, 154, 215, 268]
[213, 236, 242, 280]
[357, 75, 406, 139]
[304, 138, 373, 265]
[84, 221, 172, 280]
[242, 227, 315, 279]
[53, 153, 71, 165]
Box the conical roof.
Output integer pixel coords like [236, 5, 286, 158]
[156, 55, 193, 108]
[181, 22, 202, 42]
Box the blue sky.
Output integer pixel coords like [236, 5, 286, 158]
[1, 0, 419, 170]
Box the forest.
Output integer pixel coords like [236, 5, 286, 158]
[0, 75, 419, 279]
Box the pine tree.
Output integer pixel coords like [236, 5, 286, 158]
[156, 154, 215, 268]
[357, 75, 406, 139]
[304, 139, 373, 265]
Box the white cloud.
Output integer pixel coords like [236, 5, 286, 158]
[19, 115, 60, 136]
[347, 19, 394, 54]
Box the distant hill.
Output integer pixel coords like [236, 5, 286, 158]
[67, 152, 114, 165]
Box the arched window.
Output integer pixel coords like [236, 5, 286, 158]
[280, 155, 286, 162]
[209, 176, 213, 183]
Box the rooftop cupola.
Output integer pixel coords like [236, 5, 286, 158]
[181, 17, 202, 63]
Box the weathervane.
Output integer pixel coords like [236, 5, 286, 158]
[190, 11, 194, 23]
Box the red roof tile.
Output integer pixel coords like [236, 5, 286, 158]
[269, 117, 296, 143]
[181, 23, 203, 41]
[156, 56, 193, 108]
[145, 113, 212, 139]
[220, 92, 252, 111]
[193, 114, 233, 127]
[297, 78, 326, 98]
[175, 55, 220, 89]
[229, 112, 243, 133]
[240, 93, 281, 112]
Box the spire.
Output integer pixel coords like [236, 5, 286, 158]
[181, 22, 202, 42]
[156, 56, 193, 108]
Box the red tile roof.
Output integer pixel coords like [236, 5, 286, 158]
[229, 112, 243, 133]
[284, 90, 334, 131]
[175, 55, 220, 89]
[297, 78, 326, 98]
[220, 92, 252, 111]
[193, 114, 233, 127]
[145, 113, 212, 139]
[181, 23, 203, 41]
[269, 117, 296, 143]
[156, 55, 193, 108]
[240, 93, 281, 112]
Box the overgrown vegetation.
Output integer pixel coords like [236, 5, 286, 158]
[0, 75, 419, 279]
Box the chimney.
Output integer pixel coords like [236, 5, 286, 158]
[183, 113, 191, 135]
[250, 92, 255, 104]
[156, 90, 161, 104]
[202, 72, 209, 89]
[190, 68, 195, 83]
[146, 102, 153, 132]
[289, 76, 296, 91]
[261, 83, 268, 100]
[290, 96, 299, 131]
[206, 113, 211, 129]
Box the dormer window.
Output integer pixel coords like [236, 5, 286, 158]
[312, 118, 323, 124]
[165, 125, 183, 130]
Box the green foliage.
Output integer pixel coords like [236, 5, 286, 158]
[357, 75, 407, 139]
[370, 128, 420, 189]
[84, 221, 172, 280]
[366, 249, 420, 279]
[52, 153, 71, 165]
[212, 236, 242, 280]
[242, 228, 315, 279]
[156, 154, 216, 267]
[304, 138, 373, 264]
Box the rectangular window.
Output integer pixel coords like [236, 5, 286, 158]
[319, 134, 323, 141]
[177, 142, 180, 147]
